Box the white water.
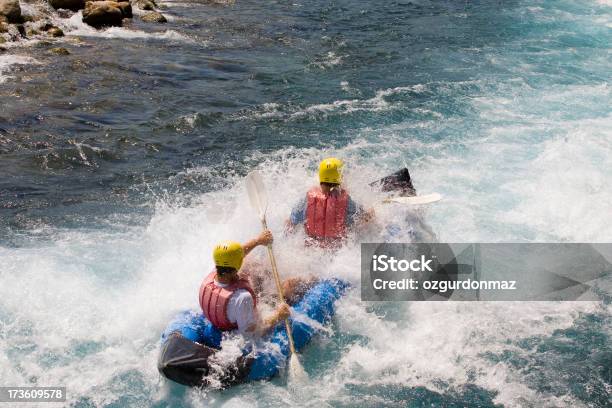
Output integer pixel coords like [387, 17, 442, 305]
[63, 12, 193, 42]
[0, 111, 609, 405]
[2, 58, 611, 405]
[1, 1, 611, 407]
[0, 55, 39, 83]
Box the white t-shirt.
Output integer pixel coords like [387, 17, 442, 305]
[213, 280, 257, 335]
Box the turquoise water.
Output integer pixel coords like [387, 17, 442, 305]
[1, 0, 611, 406]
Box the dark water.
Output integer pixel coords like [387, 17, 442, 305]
[0, 0, 611, 407]
[4, 0, 608, 239]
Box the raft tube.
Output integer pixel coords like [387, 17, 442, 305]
[158, 278, 349, 387]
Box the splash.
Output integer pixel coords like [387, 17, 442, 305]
[63, 12, 194, 42]
[0, 0, 610, 406]
[0, 55, 39, 83]
[288, 353, 309, 390]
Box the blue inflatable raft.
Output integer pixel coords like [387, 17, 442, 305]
[158, 168, 419, 387]
[158, 278, 349, 387]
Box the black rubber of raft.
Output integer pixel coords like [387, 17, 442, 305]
[158, 168, 418, 388]
[157, 332, 253, 388]
[369, 167, 416, 196]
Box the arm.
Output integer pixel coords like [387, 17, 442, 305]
[258, 303, 290, 335]
[285, 197, 307, 233]
[346, 197, 375, 227]
[358, 207, 376, 224]
[237, 296, 290, 336]
[242, 229, 273, 257]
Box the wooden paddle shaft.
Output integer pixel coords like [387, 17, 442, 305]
[261, 219, 297, 355]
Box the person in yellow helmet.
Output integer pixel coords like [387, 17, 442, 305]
[287, 158, 374, 247]
[199, 230, 312, 335]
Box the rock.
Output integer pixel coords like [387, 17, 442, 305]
[0, 36, 5, 43]
[56, 8, 73, 18]
[26, 27, 38, 36]
[49, 46, 69, 55]
[134, 0, 155, 11]
[15, 22, 24, 37]
[141, 11, 165, 23]
[82, 1, 123, 27]
[47, 26, 63, 37]
[0, 21, 8, 33]
[0, 0, 21, 23]
[48, 0, 86, 11]
[70, 58, 88, 71]
[115, 1, 131, 18]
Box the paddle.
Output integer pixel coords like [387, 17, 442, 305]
[371, 168, 442, 206]
[383, 192, 442, 205]
[245, 170, 307, 381]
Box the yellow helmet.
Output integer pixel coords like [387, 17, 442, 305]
[212, 241, 244, 271]
[318, 157, 343, 184]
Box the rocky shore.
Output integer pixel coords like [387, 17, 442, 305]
[0, 0, 168, 47]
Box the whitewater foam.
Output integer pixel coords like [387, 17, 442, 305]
[1, 0, 610, 406]
[1, 122, 609, 405]
[62, 12, 193, 42]
[236, 84, 431, 122]
[0, 55, 39, 83]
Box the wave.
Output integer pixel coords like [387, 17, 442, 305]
[1, 0, 610, 406]
[0, 138, 608, 405]
[235, 84, 432, 122]
[62, 12, 193, 42]
[0, 55, 40, 83]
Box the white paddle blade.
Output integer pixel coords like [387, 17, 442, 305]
[245, 171, 268, 220]
[288, 353, 308, 387]
[385, 193, 442, 205]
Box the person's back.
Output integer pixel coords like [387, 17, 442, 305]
[287, 158, 373, 247]
[199, 236, 290, 337]
[199, 269, 258, 335]
[199, 233, 314, 337]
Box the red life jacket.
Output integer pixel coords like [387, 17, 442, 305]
[199, 271, 257, 331]
[305, 186, 349, 241]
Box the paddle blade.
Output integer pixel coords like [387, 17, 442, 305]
[245, 171, 268, 220]
[385, 193, 442, 205]
[288, 353, 308, 386]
